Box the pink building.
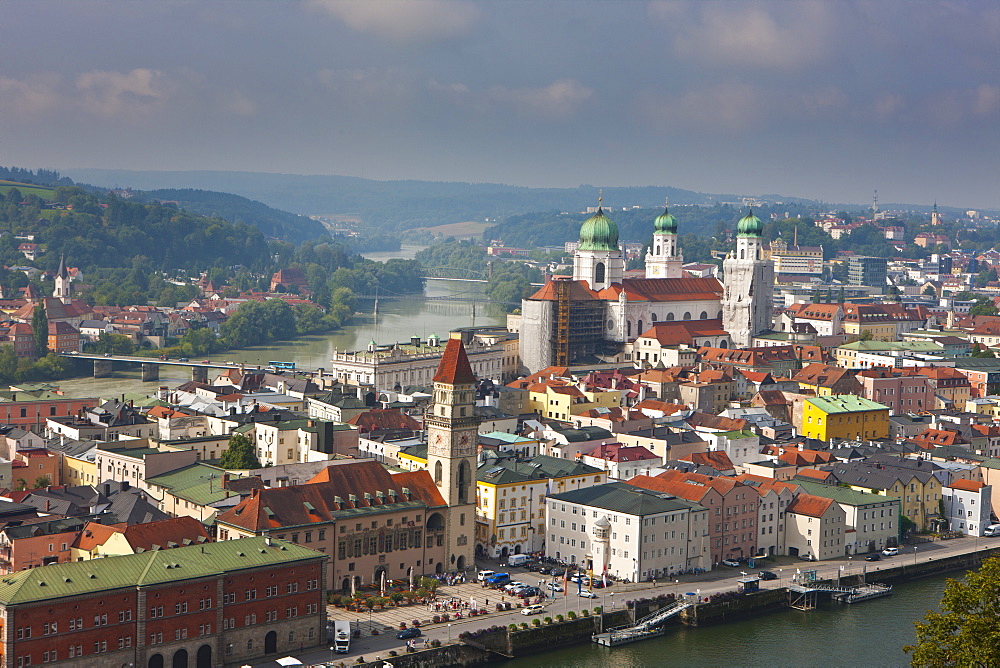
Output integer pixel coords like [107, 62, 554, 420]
[856, 368, 934, 415]
[630, 470, 758, 566]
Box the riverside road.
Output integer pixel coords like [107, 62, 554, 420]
[240, 534, 1000, 667]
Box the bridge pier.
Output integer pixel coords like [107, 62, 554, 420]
[93, 359, 113, 378]
[192, 366, 208, 383]
[141, 363, 159, 382]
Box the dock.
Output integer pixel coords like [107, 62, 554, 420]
[788, 582, 892, 610]
[592, 600, 692, 647]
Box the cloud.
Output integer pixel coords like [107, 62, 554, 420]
[650, 1, 835, 70]
[75, 68, 171, 117]
[309, 0, 480, 43]
[974, 84, 1000, 116]
[0, 74, 60, 117]
[634, 82, 849, 134]
[487, 79, 594, 120]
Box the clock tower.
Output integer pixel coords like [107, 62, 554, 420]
[425, 332, 479, 571]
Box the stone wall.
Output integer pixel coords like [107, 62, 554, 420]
[352, 643, 492, 668]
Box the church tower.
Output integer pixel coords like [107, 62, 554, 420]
[573, 199, 624, 291]
[425, 332, 478, 571]
[53, 254, 72, 305]
[645, 199, 684, 278]
[723, 210, 774, 347]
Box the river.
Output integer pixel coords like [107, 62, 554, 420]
[517, 573, 951, 667]
[55, 276, 506, 400]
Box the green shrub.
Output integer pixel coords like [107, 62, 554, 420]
[532, 618, 541, 627]
[520, 622, 529, 629]
[581, 609, 590, 617]
[508, 623, 518, 631]
[567, 611, 576, 619]
[594, 606, 602, 614]
[544, 616, 553, 625]
[555, 614, 564, 622]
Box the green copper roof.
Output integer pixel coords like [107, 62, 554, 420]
[0, 537, 323, 605]
[737, 210, 763, 238]
[654, 205, 677, 234]
[805, 394, 889, 414]
[578, 207, 620, 251]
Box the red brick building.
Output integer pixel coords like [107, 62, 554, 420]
[0, 390, 98, 430]
[0, 537, 326, 668]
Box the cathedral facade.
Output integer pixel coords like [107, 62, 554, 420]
[519, 204, 773, 373]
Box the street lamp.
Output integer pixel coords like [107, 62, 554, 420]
[448, 623, 452, 644]
[369, 608, 373, 633]
[330, 647, 335, 664]
[610, 592, 615, 610]
[913, 546, 918, 566]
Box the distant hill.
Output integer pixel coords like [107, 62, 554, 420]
[65, 168, 781, 232]
[136, 188, 327, 243]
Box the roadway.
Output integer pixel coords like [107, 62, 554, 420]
[239, 534, 1000, 667]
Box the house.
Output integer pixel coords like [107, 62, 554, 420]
[941, 479, 992, 536]
[0, 537, 327, 667]
[822, 461, 942, 531]
[545, 481, 710, 581]
[855, 368, 935, 416]
[784, 493, 847, 561]
[579, 443, 661, 480]
[75, 515, 210, 559]
[795, 480, 900, 555]
[792, 363, 862, 396]
[216, 459, 455, 590]
[799, 395, 890, 442]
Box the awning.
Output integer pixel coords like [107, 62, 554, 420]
[275, 658, 304, 666]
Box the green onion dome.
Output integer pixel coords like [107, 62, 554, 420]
[578, 207, 620, 251]
[737, 210, 763, 237]
[654, 204, 677, 234]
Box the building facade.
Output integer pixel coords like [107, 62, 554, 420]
[722, 211, 775, 348]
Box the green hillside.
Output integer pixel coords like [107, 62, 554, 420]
[0, 180, 55, 201]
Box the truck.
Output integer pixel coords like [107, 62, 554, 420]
[506, 554, 531, 567]
[333, 621, 351, 653]
[984, 524, 1000, 537]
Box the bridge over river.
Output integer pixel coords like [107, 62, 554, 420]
[59, 354, 328, 383]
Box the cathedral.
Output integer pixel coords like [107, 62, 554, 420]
[519, 203, 773, 372]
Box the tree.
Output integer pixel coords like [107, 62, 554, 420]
[34, 475, 51, 489]
[30, 301, 47, 358]
[905, 556, 1000, 666]
[970, 298, 999, 317]
[923, 285, 938, 297]
[219, 433, 262, 469]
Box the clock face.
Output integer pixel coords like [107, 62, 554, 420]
[434, 434, 443, 444]
[459, 434, 469, 446]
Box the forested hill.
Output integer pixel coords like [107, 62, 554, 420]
[0, 185, 272, 275]
[137, 188, 327, 243]
[65, 168, 759, 230]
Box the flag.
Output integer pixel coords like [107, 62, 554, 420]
[563, 568, 568, 597]
[603, 566, 607, 588]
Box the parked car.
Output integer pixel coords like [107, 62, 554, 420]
[518, 587, 541, 598]
[800, 553, 815, 561]
[550, 568, 565, 577]
[865, 552, 881, 562]
[477, 570, 496, 582]
[396, 628, 422, 640]
[521, 604, 545, 616]
[503, 581, 526, 593]
[546, 582, 564, 592]
[537, 566, 551, 575]
[578, 590, 598, 599]
[591, 580, 610, 589]
[722, 559, 741, 567]
[527, 563, 545, 572]
[882, 547, 899, 557]
[758, 571, 778, 581]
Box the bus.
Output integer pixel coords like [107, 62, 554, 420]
[333, 621, 351, 653]
[267, 361, 296, 370]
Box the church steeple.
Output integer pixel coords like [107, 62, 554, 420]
[723, 210, 774, 347]
[573, 195, 624, 290]
[425, 332, 478, 571]
[53, 254, 72, 305]
[645, 198, 684, 278]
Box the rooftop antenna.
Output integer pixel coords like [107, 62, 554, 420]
[872, 189, 879, 215]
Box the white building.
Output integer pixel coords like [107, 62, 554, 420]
[943, 479, 993, 536]
[723, 211, 775, 348]
[797, 481, 900, 555]
[784, 493, 847, 561]
[545, 481, 709, 581]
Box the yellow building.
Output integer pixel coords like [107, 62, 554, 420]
[831, 464, 941, 531]
[475, 455, 607, 560]
[525, 383, 620, 421]
[800, 395, 889, 442]
[59, 448, 98, 486]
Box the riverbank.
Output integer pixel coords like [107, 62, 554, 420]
[255, 535, 1000, 667]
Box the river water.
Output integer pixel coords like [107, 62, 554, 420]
[517, 573, 952, 667]
[55, 276, 505, 400]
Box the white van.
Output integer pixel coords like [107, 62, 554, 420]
[984, 524, 1000, 537]
[507, 554, 531, 567]
[477, 570, 496, 582]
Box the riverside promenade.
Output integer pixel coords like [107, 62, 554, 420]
[233, 534, 1000, 667]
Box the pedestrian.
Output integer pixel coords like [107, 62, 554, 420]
[485, 598, 489, 606]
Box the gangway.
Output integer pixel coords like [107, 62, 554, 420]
[592, 600, 692, 647]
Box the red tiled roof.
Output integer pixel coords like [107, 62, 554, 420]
[795, 468, 835, 482]
[527, 279, 598, 301]
[347, 409, 420, 433]
[121, 516, 209, 552]
[682, 451, 735, 471]
[949, 479, 985, 492]
[619, 277, 724, 302]
[786, 493, 834, 518]
[637, 319, 728, 346]
[432, 333, 476, 385]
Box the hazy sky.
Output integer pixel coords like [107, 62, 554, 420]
[2, 1, 998, 208]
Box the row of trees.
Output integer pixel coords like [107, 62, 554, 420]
[415, 241, 542, 311]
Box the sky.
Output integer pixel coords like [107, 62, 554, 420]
[1, 1, 999, 208]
